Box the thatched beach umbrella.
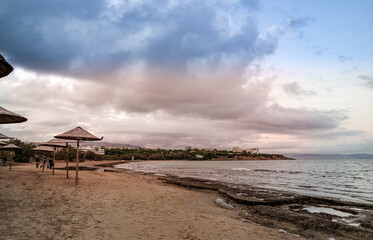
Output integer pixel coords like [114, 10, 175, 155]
[0, 141, 7, 146]
[55, 126, 103, 185]
[0, 133, 10, 139]
[40, 140, 66, 175]
[0, 53, 13, 78]
[45, 139, 77, 179]
[32, 146, 54, 172]
[0, 144, 21, 170]
[0, 54, 27, 124]
[0, 106, 27, 124]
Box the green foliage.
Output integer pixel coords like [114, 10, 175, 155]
[83, 150, 103, 161]
[103, 148, 287, 161]
[55, 146, 86, 162]
[1, 138, 37, 162]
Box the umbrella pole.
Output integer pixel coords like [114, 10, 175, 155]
[9, 152, 11, 171]
[52, 149, 55, 175]
[42, 153, 46, 172]
[66, 143, 69, 179]
[76, 140, 79, 185]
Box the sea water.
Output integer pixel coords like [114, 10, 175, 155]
[115, 159, 373, 205]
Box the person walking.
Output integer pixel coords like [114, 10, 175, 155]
[41, 156, 47, 169]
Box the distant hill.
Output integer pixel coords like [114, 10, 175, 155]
[287, 153, 373, 160]
[81, 141, 142, 149]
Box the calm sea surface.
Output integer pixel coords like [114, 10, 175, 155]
[116, 159, 373, 205]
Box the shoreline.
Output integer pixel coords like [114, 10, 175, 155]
[1, 161, 372, 239]
[1, 161, 304, 240]
[64, 160, 372, 239]
[109, 161, 373, 239]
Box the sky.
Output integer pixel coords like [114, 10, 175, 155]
[1, 0, 372, 154]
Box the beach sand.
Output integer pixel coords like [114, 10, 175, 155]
[0, 161, 302, 240]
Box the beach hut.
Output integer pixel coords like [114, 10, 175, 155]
[0, 106, 27, 124]
[31, 146, 54, 172]
[40, 140, 66, 175]
[0, 144, 21, 170]
[44, 139, 77, 179]
[0, 141, 6, 146]
[55, 126, 103, 185]
[0, 53, 13, 78]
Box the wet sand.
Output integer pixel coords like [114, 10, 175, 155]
[0, 161, 302, 240]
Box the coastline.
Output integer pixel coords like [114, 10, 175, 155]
[111, 161, 373, 239]
[0, 161, 303, 240]
[1, 160, 372, 239]
[57, 160, 373, 239]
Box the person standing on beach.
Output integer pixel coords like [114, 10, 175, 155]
[35, 157, 40, 168]
[49, 158, 53, 169]
[2, 156, 6, 166]
[40, 156, 47, 169]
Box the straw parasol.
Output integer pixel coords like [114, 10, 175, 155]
[44, 139, 77, 179]
[0, 54, 27, 125]
[0, 53, 13, 78]
[0, 144, 21, 170]
[32, 145, 54, 172]
[0, 106, 27, 124]
[0, 131, 9, 148]
[0, 133, 10, 139]
[40, 140, 67, 175]
[55, 126, 103, 184]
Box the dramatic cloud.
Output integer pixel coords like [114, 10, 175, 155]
[282, 82, 316, 96]
[0, 1, 364, 153]
[0, 0, 265, 77]
[0, 68, 346, 144]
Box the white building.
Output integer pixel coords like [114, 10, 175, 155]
[246, 147, 259, 154]
[81, 146, 105, 155]
[232, 147, 243, 153]
[233, 147, 259, 154]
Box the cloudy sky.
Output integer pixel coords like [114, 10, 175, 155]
[1, 0, 372, 154]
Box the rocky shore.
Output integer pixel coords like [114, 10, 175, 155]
[156, 175, 373, 240]
[60, 161, 373, 240]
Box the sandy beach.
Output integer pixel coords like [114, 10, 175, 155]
[0, 161, 303, 240]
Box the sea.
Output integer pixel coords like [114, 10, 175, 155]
[115, 159, 373, 205]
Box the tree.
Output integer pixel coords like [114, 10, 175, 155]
[3, 138, 36, 162]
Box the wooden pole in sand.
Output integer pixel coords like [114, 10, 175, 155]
[42, 153, 46, 172]
[66, 143, 69, 179]
[76, 140, 80, 185]
[9, 152, 12, 171]
[52, 148, 55, 175]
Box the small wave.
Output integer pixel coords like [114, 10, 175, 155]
[231, 168, 252, 172]
[253, 169, 303, 174]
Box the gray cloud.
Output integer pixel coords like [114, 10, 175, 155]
[282, 81, 316, 96]
[0, 0, 265, 77]
[312, 46, 328, 55]
[358, 75, 373, 88]
[0, 1, 360, 152]
[339, 55, 353, 62]
[1, 68, 347, 142]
